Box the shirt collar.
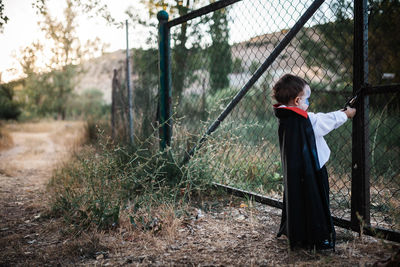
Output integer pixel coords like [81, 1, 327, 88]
[273, 104, 308, 118]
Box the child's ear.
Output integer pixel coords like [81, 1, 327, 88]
[294, 96, 301, 106]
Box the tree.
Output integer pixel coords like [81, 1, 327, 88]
[0, 0, 9, 33]
[29, 0, 82, 119]
[32, 0, 116, 26]
[368, 0, 400, 85]
[208, 7, 232, 93]
[126, 0, 207, 102]
[67, 88, 107, 119]
[133, 48, 159, 139]
[300, 0, 400, 86]
[0, 83, 20, 120]
[299, 0, 353, 88]
[299, 0, 400, 111]
[20, 0, 103, 119]
[18, 42, 51, 117]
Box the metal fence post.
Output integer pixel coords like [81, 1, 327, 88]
[157, 10, 172, 150]
[126, 20, 134, 145]
[111, 69, 118, 140]
[351, 0, 370, 232]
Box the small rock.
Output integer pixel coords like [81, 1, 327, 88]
[196, 209, 204, 219]
[96, 254, 104, 260]
[236, 214, 246, 221]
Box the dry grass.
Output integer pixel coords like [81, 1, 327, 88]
[1, 120, 399, 266]
[0, 120, 93, 266]
[77, 196, 399, 266]
[119, 203, 184, 241]
[0, 126, 13, 151]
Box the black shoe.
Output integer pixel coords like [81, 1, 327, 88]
[315, 240, 335, 251]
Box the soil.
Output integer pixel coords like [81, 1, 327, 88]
[0, 121, 87, 266]
[0, 121, 398, 266]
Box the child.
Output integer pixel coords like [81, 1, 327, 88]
[272, 74, 356, 250]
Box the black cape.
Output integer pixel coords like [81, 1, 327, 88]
[274, 105, 335, 249]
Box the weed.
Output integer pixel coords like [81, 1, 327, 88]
[47, 124, 214, 234]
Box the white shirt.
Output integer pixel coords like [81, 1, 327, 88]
[308, 110, 348, 168]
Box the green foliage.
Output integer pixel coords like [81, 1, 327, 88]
[208, 8, 232, 93]
[185, 125, 281, 195]
[36, 1, 81, 119]
[368, 0, 400, 84]
[128, 0, 206, 103]
[19, 0, 103, 120]
[205, 86, 237, 113]
[300, 0, 353, 87]
[21, 66, 78, 119]
[67, 88, 109, 120]
[172, 29, 190, 101]
[299, 0, 400, 111]
[232, 58, 244, 73]
[132, 48, 159, 139]
[171, 28, 205, 102]
[0, 83, 21, 120]
[248, 61, 259, 74]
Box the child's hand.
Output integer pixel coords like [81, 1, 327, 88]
[343, 107, 356, 118]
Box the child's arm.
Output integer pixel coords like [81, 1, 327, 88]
[308, 107, 355, 137]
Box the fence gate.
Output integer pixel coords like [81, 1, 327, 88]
[155, 0, 400, 242]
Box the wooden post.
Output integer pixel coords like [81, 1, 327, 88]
[126, 20, 134, 145]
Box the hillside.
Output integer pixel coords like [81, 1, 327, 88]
[74, 29, 323, 104]
[75, 50, 127, 104]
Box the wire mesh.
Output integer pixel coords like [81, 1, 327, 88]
[169, 0, 356, 223]
[368, 92, 400, 232]
[111, 48, 159, 143]
[367, 0, 400, 232]
[111, 65, 129, 142]
[122, 0, 400, 236]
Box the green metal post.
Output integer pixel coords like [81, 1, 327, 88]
[157, 10, 172, 150]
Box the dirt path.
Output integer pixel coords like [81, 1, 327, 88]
[0, 121, 86, 266]
[0, 121, 398, 266]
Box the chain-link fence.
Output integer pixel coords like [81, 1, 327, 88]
[111, 67, 129, 142]
[111, 47, 159, 144]
[368, 90, 400, 232]
[116, 0, 400, 241]
[365, 0, 400, 234]
[168, 0, 356, 224]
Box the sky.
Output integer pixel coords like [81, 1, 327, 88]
[0, 0, 144, 83]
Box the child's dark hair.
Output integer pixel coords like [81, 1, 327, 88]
[272, 74, 308, 104]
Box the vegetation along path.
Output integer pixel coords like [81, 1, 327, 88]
[0, 121, 399, 266]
